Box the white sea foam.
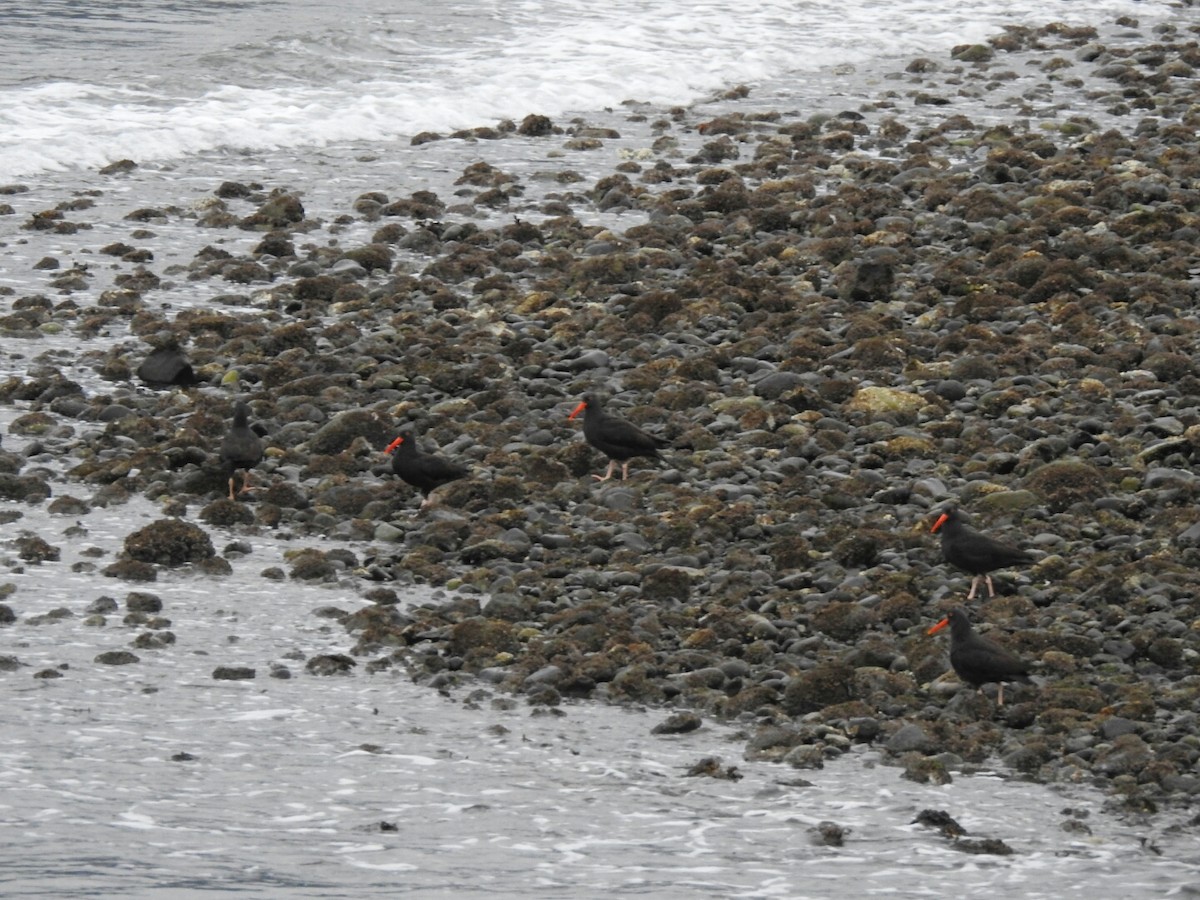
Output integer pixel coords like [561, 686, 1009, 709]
[0, 0, 1172, 179]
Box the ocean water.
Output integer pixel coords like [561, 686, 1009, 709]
[0, 0, 1179, 178]
[0, 480, 1198, 898]
[2, 0, 1200, 895]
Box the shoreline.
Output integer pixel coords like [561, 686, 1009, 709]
[2, 9, 1200, 829]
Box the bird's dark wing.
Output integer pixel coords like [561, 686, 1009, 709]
[586, 413, 668, 458]
[944, 526, 1032, 572]
[952, 637, 1031, 684]
[417, 455, 468, 485]
[221, 429, 263, 470]
[394, 451, 468, 492]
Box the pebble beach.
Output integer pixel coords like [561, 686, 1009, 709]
[3, 5, 1200, 892]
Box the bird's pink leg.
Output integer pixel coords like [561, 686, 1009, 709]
[966, 577, 979, 600]
[592, 461, 617, 482]
[985, 575, 996, 598]
[620, 461, 631, 480]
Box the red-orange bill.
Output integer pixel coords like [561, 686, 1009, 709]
[568, 401, 587, 420]
[930, 513, 949, 534]
[384, 436, 404, 455]
[927, 618, 949, 635]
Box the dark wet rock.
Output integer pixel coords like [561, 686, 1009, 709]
[286, 549, 340, 582]
[809, 821, 849, 847]
[257, 482, 308, 510]
[221, 260, 272, 284]
[685, 756, 742, 780]
[305, 654, 357, 676]
[1022, 460, 1108, 511]
[47, 495, 90, 515]
[27, 607, 73, 625]
[212, 665, 256, 680]
[839, 250, 897, 303]
[743, 725, 804, 762]
[15, 534, 59, 563]
[99, 159, 137, 175]
[342, 243, 393, 273]
[518, 114, 554, 137]
[783, 745, 826, 769]
[216, 181, 254, 199]
[782, 663, 854, 716]
[460, 536, 529, 564]
[885, 722, 931, 754]
[313, 483, 379, 516]
[123, 519, 214, 566]
[900, 755, 952, 785]
[0, 604, 14, 625]
[1093, 733, 1155, 777]
[383, 191, 445, 218]
[641, 566, 695, 603]
[125, 592, 163, 613]
[124, 608, 171, 628]
[913, 809, 966, 837]
[410, 131, 442, 146]
[951, 43, 995, 62]
[446, 618, 520, 659]
[254, 231, 295, 257]
[200, 498, 256, 526]
[846, 717, 882, 743]
[291, 274, 340, 301]
[309, 409, 390, 455]
[102, 558, 157, 582]
[954, 838, 1014, 856]
[0, 474, 51, 503]
[95, 650, 139, 665]
[311, 606, 352, 624]
[651, 711, 702, 735]
[812, 602, 877, 641]
[132, 630, 176, 649]
[0, 448, 22, 475]
[87, 596, 119, 614]
[240, 192, 305, 230]
[1098, 716, 1139, 741]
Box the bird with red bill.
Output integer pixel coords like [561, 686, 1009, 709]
[927, 607, 1033, 706]
[931, 506, 1033, 600]
[568, 392, 671, 482]
[384, 428, 468, 509]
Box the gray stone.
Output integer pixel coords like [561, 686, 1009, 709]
[886, 722, 931, 754]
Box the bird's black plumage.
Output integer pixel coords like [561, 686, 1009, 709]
[569, 392, 669, 482]
[137, 344, 200, 387]
[386, 430, 468, 508]
[220, 402, 264, 501]
[928, 606, 1033, 706]
[931, 506, 1033, 599]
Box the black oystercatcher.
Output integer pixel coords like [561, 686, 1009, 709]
[384, 429, 468, 509]
[137, 343, 200, 387]
[568, 392, 669, 482]
[220, 402, 264, 501]
[931, 506, 1033, 600]
[927, 607, 1033, 706]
